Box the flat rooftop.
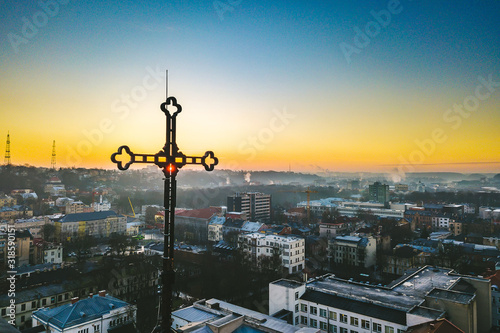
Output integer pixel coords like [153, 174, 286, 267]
[272, 279, 304, 289]
[306, 267, 480, 312]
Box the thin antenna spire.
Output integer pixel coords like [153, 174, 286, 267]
[51, 140, 56, 169]
[166, 70, 168, 99]
[4, 131, 11, 165]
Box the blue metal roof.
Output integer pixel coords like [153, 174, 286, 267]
[59, 210, 121, 223]
[172, 306, 221, 323]
[32, 295, 130, 329]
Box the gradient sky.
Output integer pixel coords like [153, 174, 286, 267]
[1, 0, 499, 175]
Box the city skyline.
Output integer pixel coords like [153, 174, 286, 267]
[1, 1, 499, 174]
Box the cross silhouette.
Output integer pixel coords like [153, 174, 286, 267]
[111, 96, 218, 175]
[111, 83, 218, 332]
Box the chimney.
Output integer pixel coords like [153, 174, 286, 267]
[98, 290, 106, 297]
[71, 297, 79, 304]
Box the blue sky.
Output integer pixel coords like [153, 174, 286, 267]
[1, 0, 499, 173]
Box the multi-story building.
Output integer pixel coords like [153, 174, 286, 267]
[483, 270, 500, 329]
[369, 182, 390, 205]
[175, 207, 222, 244]
[227, 192, 271, 221]
[238, 232, 305, 274]
[432, 215, 454, 230]
[53, 210, 126, 241]
[328, 235, 376, 268]
[32, 291, 136, 333]
[0, 229, 34, 267]
[383, 245, 430, 276]
[298, 198, 405, 219]
[65, 200, 93, 214]
[319, 222, 350, 239]
[449, 221, 463, 236]
[43, 244, 63, 264]
[0, 194, 16, 208]
[208, 215, 225, 242]
[269, 266, 492, 333]
[172, 298, 317, 332]
[395, 184, 409, 192]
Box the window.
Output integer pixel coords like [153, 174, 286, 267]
[373, 323, 382, 333]
[329, 324, 337, 333]
[361, 319, 370, 329]
[320, 308, 327, 318]
[385, 326, 394, 333]
[51, 297, 55, 304]
[295, 292, 299, 300]
[295, 304, 299, 313]
[295, 316, 299, 325]
[320, 321, 328, 330]
[301, 304, 308, 312]
[58, 295, 62, 302]
[340, 328, 348, 333]
[301, 316, 308, 325]
[21, 315, 25, 322]
[311, 319, 318, 328]
[310, 306, 317, 315]
[1, 308, 6, 316]
[94, 324, 100, 332]
[32, 301, 36, 309]
[329, 311, 337, 320]
[21, 304, 26, 311]
[350, 331, 358, 333]
[340, 314, 347, 323]
[350, 317, 358, 326]
[42, 299, 47, 306]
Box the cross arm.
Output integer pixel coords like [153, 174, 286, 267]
[111, 145, 218, 171]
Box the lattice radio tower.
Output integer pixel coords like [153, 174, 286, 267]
[51, 140, 56, 169]
[4, 131, 11, 165]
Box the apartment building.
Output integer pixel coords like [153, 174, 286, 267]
[238, 232, 305, 274]
[227, 192, 271, 221]
[53, 210, 126, 241]
[269, 266, 491, 333]
[328, 235, 376, 268]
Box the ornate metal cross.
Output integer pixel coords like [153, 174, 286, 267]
[111, 81, 218, 332]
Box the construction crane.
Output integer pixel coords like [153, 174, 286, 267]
[128, 197, 136, 218]
[280, 187, 318, 224]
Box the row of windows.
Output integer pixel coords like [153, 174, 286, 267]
[298, 305, 401, 333]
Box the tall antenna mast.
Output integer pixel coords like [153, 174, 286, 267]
[51, 140, 56, 169]
[4, 131, 11, 165]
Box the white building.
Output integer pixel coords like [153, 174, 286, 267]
[239, 232, 305, 274]
[32, 291, 136, 333]
[93, 195, 111, 212]
[431, 215, 454, 230]
[44, 245, 63, 264]
[328, 235, 376, 268]
[269, 266, 492, 333]
[298, 198, 405, 219]
[208, 216, 225, 242]
[172, 298, 318, 332]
